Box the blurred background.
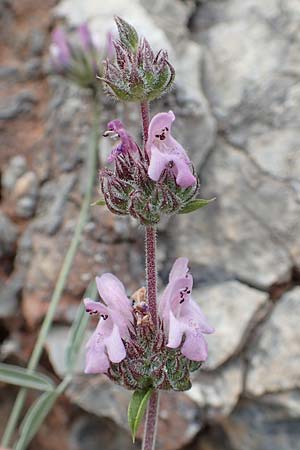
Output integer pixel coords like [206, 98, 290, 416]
[0, 0, 300, 449]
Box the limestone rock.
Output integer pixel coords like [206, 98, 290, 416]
[171, 140, 299, 288]
[187, 361, 244, 416]
[0, 212, 18, 260]
[246, 287, 300, 396]
[193, 280, 268, 369]
[223, 397, 300, 450]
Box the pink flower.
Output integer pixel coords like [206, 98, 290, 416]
[103, 119, 138, 163]
[146, 111, 196, 188]
[84, 273, 133, 373]
[78, 23, 94, 51]
[50, 28, 71, 69]
[159, 258, 214, 361]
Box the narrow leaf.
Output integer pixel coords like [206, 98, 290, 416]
[65, 281, 98, 371]
[179, 197, 216, 214]
[14, 377, 70, 450]
[90, 198, 106, 206]
[14, 391, 58, 450]
[128, 388, 153, 443]
[0, 363, 55, 392]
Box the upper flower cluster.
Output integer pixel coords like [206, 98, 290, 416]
[50, 23, 113, 90]
[101, 110, 198, 225]
[102, 17, 175, 102]
[84, 258, 214, 390]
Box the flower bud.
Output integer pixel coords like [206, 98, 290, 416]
[101, 17, 175, 102]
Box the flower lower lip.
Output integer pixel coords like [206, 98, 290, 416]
[103, 130, 119, 138]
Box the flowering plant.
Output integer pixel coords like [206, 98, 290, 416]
[85, 17, 215, 448]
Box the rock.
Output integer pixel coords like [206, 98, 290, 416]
[0, 273, 23, 318]
[12, 171, 39, 218]
[0, 65, 20, 82]
[45, 326, 86, 376]
[24, 57, 43, 80]
[70, 416, 139, 450]
[192, 280, 268, 369]
[67, 377, 202, 450]
[35, 173, 77, 235]
[187, 361, 244, 417]
[223, 397, 300, 450]
[47, 79, 91, 173]
[55, 0, 173, 56]
[0, 91, 37, 120]
[15, 197, 37, 219]
[246, 287, 300, 396]
[0, 212, 18, 260]
[1, 156, 27, 194]
[29, 29, 46, 56]
[171, 140, 298, 289]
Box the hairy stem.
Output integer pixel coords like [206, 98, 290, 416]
[141, 101, 150, 143]
[1, 97, 100, 448]
[142, 391, 160, 450]
[145, 227, 158, 326]
[140, 103, 159, 450]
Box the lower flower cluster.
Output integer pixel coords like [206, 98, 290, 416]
[84, 258, 214, 391]
[108, 320, 202, 391]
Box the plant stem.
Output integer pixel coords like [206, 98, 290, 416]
[140, 103, 159, 450]
[141, 101, 150, 143]
[145, 227, 158, 327]
[142, 391, 160, 450]
[1, 96, 100, 448]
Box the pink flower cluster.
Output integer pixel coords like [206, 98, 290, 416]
[107, 110, 196, 188]
[84, 258, 214, 374]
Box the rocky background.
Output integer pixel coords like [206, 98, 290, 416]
[1, 0, 300, 449]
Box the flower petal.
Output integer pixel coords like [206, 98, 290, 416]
[169, 257, 189, 282]
[147, 146, 169, 182]
[181, 331, 208, 361]
[147, 110, 175, 151]
[172, 156, 196, 188]
[84, 298, 108, 316]
[105, 324, 126, 363]
[85, 323, 110, 373]
[167, 310, 184, 349]
[96, 273, 130, 312]
[182, 298, 215, 334]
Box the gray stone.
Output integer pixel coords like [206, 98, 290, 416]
[0, 65, 20, 81]
[13, 171, 39, 218]
[0, 91, 37, 120]
[70, 416, 139, 450]
[246, 287, 300, 396]
[193, 280, 268, 369]
[0, 273, 23, 318]
[35, 173, 77, 235]
[2, 155, 27, 194]
[0, 212, 18, 259]
[29, 29, 46, 56]
[45, 326, 86, 377]
[187, 361, 244, 416]
[171, 139, 299, 288]
[223, 397, 300, 450]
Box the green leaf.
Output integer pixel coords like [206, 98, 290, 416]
[179, 197, 216, 214]
[115, 16, 139, 53]
[65, 281, 98, 372]
[128, 388, 153, 443]
[0, 363, 55, 392]
[90, 198, 106, 206]
[14, 391, 58, 450]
